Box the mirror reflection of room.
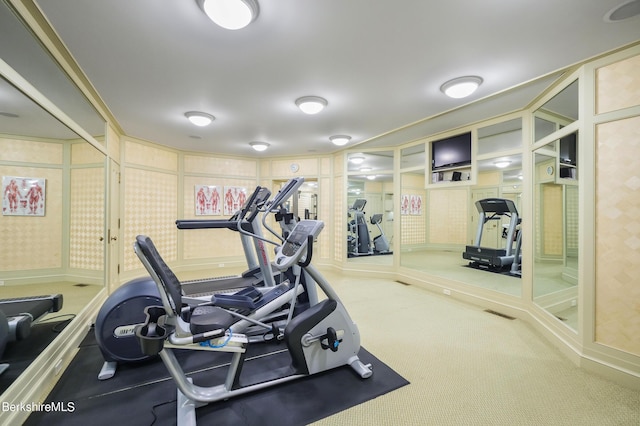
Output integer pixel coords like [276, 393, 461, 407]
[400, 119, 523, 297]
[346, 152, 394, 264]
[532, 135, 579, 332]
[0, 2, 107, 393]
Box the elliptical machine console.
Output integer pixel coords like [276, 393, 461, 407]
[274, 220, 324, 270]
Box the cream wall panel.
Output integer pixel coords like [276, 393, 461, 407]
[401, 173, 426, 246]
[69, 167, 105, 270]
[271, 158, 318, 177]
[596, 53, 640, 114]
[428, 189, 467, 244]
[0, 166, 62, 271]
[71, 142, 104, 165]
[477, 171, 500, 186]
[0, 138, 63, 164]
[333, 176, 344, 261]
[184, 155, 257, 177]
[320, 157, 331, 175]
[595, 116, 640, 356]
[541, 184, 563, 257]
[319, 177, 331, 259]
[124, 140, 178, 171]
[123, 167, 178, 271]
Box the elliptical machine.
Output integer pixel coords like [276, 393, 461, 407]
[94, 178, 311, 380]
[135, 218, 372, 425]
[347, 199, 372, 257]
[370, 213, 392, 254]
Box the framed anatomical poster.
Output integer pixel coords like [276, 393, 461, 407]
[2, 176, 46, 216]
[195, 185, 222, 216]
[223, 186, 248, 216]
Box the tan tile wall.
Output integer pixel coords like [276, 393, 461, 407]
[596, 54, 640, 114]
[401, 173, 426, 246]
[428, 188, 468, 245]
[595, 115, 640, 355]
[69, 167, 104, 270]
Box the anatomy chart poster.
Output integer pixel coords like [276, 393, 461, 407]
[223, 186, 248, 216]
[2, 176, 46, 216]
[194, 185, 222, 216]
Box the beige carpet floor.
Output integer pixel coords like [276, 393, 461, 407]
[311, 269, 639, 426]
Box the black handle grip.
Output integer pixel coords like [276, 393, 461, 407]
[298, 235, 314, 267]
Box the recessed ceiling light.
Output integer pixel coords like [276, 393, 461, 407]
[366, 175, 376, 180]
[359, 167, 372, 172]
[349, 156, 365, 165]
[250, 141, 270, 151]
[197, 0, 259, 30]
[604, 0, 640, 22]
[494, 160, 511, 169]
[185, 111, 215, 126]
[329, 135, 351, 146]
[440, 76, 483, 99]
[295, 96, 327, 114]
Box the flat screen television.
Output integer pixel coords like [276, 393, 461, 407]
[432, 132, 472, 170]
[559, 132, 577, 166]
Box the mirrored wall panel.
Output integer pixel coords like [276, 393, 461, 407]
[534, 79, 578, 142]
[532, 134, 579, 331]
[0, 1, 106, 394]
[400, 119, 523, 297]
[347, 151, 394, 265]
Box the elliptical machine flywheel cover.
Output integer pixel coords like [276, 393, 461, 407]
[95, 277, 162, 363]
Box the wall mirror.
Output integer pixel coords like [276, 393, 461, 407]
[346, 151, 394, 265]
[532, 135, 579, 331]
[534, 79, 578, 142]
[1, 1, 107, 394]
[399, 119, 524, 297]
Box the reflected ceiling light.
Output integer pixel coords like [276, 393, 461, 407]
[359, 167, 372, 172]
[494, 160, 511, 168]
[295, 96, 327, 114]
[329, 135, 351, 146]
[604, 0, 640, 22]
[366, 175, 376, 180]
[198, 0, 259, 30]
[349, 156, 365, 165]
[185, 111, 215, 126]
[440, 76, 483, 99]
[249, 141, 270, 151]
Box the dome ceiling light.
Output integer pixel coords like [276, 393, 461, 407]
[249, 141, 270, 152]
[185, 111, 215, 126]
[197, 0, 259, 30]
[349, 156, 365, 165]
[494, 160, 511, 169]
[295, 96, 327, 115]
[329, 135, 351, 146]
[440, 76, 483, 99]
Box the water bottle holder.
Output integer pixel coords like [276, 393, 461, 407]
[135, 305, 169, 356]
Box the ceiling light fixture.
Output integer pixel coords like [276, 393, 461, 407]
[366, 175, 376, 180]
[440, 76, 483, 99]
[349, 156, 365, 165]
[250, 141, 270, 152]
[494, 160, 511, 169]
[329, 135, 351, 146]
[185, 111, 215, 126]
[295, 96, 327, 115]
[197, 0, 259, 30]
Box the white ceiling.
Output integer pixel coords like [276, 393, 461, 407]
[8, 1, 640, 157]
